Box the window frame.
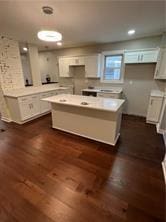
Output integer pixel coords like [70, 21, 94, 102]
[100, 50, 125, 83]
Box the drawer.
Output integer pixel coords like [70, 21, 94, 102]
[18, 95, 32, 103]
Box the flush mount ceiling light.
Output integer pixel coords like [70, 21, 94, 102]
[23, 47, 28, 51]
[42, 6, 53, 15]
[128, 29, 135, 35]
[57, 42, 62, 46]
[37, 30, 62, 42]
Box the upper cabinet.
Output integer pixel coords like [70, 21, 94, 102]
[124, 48, 159, 64]
[58, 54, 101, 78]
[154, 48, 166, 80]
[70, 57, 85, 66]
[84, 54, 101, 78]
[58, 57, 73, 77]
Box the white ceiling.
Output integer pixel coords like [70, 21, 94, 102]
[0, 0, 165, 50]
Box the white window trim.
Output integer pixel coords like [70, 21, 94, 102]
[100, 50, 125, 84]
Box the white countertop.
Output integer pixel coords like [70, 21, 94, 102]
[4, 84, 71, 98]
[150, 90, 165, 97]
[43, 94, 125, 112]
[82, 87, 123, 94]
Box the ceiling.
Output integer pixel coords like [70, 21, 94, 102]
[0, 0, 165, 51]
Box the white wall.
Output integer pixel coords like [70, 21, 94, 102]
[28, 44, 41, 86]
[39, 52, 59, 83]
[0, 36, 24, 120]
[21, 54, 32, 85]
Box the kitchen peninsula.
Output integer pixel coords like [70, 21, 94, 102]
[44, 94, 125, 145]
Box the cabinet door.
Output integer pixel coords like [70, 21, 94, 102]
[85, 55, 101, 78]
[124, 52, 140, 63]
[19, 96, 32, 121]
[154, 48, 166, 79]
[40, 92, 51, 113]
[140, 49, 159, 63]
[59, 58, 72, 77]
[70, 57, 85, 66]
[124, 49, 159, 64]
[146, 96, 163, 123]
[31, 95, 40, 117]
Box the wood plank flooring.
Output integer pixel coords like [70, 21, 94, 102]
[0, 114, 165, 222]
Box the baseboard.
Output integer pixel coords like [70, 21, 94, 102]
[162, 161, 166, 184]
[1, 116, 12, 123]
[156, 123, 166, 134]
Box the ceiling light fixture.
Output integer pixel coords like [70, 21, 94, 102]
[23, 47, 28, 51]
[37, 30, 62, 42]
[128, 29, 135, 35]
[57, 42, 62, 46]
[42, 6, 53, 15]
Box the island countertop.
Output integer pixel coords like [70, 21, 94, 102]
[43, 94, 125, 112]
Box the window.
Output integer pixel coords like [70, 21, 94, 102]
[101, 51, 124, 83]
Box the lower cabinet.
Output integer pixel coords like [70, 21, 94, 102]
[6, 88, 73, 124]
[40, 92, 52, 113]
[19, 95, 40, 121]
[146, 96, 163, 123]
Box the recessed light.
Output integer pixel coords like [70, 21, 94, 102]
[23, 47, 28, 51]
[128, 29, 135, 35]
[57, 42, 62, 46]
[37, 30, 62, 42]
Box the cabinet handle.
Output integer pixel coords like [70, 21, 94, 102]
[150, 99, 153, 105]
[138, 55, 140, 61]
[29, 104, 31, 109]
[141, 54, 143, 61]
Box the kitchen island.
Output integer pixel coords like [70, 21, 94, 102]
[44, 94, 125, 145]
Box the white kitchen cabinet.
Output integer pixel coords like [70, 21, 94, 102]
[70, 57, 85, 66]
[5, 87, 72, 124]
[18, 95, 40, 121]
[97, 92, 121, 99]
[84, 54, 101, 78]
[146, 96, 163, 124]
[40, 92, 51, 113]
[59, 57, 74, 77]
[154, 48, 166, 79]
[124, 48, 159, 64]
[18, 96, 33, 121]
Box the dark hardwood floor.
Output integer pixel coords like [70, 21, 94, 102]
[0, 114, 165, 222]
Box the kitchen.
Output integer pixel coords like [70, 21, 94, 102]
[0, 1, 165, 222]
